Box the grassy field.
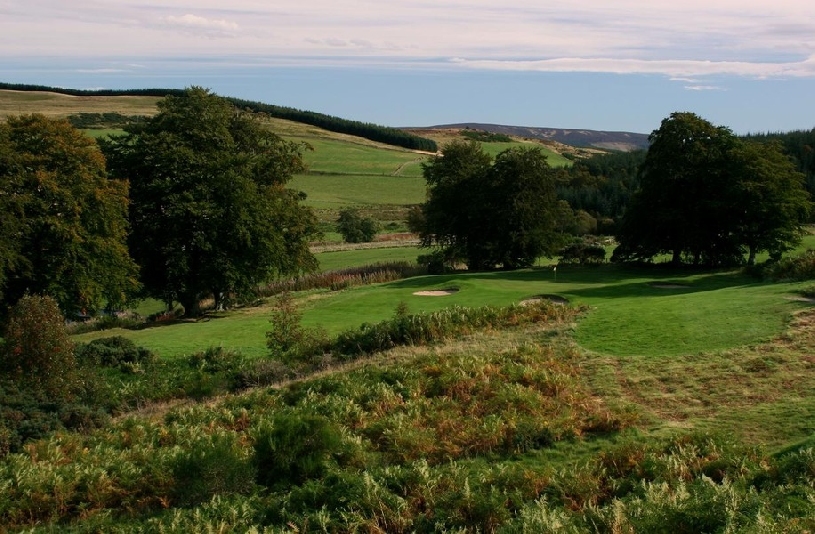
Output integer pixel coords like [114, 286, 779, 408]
[298, 138, 426, 176]
[316, 245, 421, 271]
[74, 264, 811, 363]
[82, 128, 127, 138]
[291, 174, 426, 209]
[0, 90, 159, 119]
[476, 140, 572, 166]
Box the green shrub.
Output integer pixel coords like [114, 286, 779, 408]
[337, 208, 379, 243]
[266, 293, 329, 365]
[74, 336, 156, 368]
[558, 241, 607, 265]
[253, 413, 346, 488]
[760, 249, 815, 281]
[170, 430, 256, 507]
[334, 301, 573, 359]
[1, 295, 77, 400]
[417, 250, 450, 274]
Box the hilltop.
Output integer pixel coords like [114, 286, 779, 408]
[0, 85, 638, 154]
[421, 122, 650, 151]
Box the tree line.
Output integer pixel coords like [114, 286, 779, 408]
[412, 112, 811, 270]
[0, 87, 319, 318]
[0, 82, 437, 152]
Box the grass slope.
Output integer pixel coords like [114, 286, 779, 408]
[0, 89, 159, 119]
[74, 265, 811, 362]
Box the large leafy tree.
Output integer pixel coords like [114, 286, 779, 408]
[102, 88, 318, 316]
[417, 141, 564, 270]
[615, 112, 810, 266]
[730, 140, 810, 264]
[418, 140, 493, 265]
[615, 112, 738, 265]
[0, 114, 138, 313]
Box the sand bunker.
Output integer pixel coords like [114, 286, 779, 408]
[413, 288, 459, 296]
[520, 294, 569, 306]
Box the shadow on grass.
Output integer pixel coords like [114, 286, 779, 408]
[382, 263, 769, 301]
[563, 270, 769, 301]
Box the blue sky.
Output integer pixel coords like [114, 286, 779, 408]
[1, 1, 814, 134]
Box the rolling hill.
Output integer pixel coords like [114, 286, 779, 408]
[421, 122, 650, 151]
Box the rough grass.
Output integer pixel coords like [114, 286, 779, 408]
[582, 306, 815, 448]
[0, 90, 160, 119]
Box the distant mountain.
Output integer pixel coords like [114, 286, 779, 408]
[422, 123, 650, 152]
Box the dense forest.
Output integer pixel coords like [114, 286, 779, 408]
[0, 82, 438, 152]
[557, 126, 815, 231]
[747, 129, 815, 192]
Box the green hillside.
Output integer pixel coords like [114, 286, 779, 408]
[6, 88, 815, 532]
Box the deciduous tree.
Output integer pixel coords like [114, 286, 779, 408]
[615, 112, 810, 266]
[0, 115, 138, 313]
[417, 141, 564, 270]
[336, 209, 378, 243]
[102, 88, 318, 316]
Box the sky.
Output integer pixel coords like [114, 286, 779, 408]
[1, 1, 814, 134]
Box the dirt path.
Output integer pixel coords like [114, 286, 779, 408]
[391, 157, 425, 176]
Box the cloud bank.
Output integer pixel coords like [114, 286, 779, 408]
[1, 0, 813, 79]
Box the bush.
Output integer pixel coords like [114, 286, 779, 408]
[559, 241, 607, 265]
[258, 262, 424, 297]
[74, 336, 156, 368]
[253, 413, 347, 488]
[170, 430, 256, 507]
[761, 249, 815, 281]
[266, 293, 329, 365]
[1, 295, 77, 399]
[336, 208, 379, 243]
[417, 250, 451, 274]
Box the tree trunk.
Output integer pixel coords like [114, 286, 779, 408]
[179, 294, 202, 318]
[747, 246, 756, 266]
[671, 249, 681, 265]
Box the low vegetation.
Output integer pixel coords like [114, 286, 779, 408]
[3, 89, 815, 531]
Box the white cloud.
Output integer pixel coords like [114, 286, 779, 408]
[161, 14, 240, 37]
[1, 1, 814, 79]
[684, 85, 726, 91]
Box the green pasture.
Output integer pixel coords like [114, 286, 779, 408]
[297, 138, 427, 176]
[291, 173, 426, 208]
[83, 128, 126, 139]
[75, 264, 811, 361]
[478, 141, 571, 167]
[316, 246, 421, 271]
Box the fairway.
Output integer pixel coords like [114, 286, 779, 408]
[74, 265, 812, 361]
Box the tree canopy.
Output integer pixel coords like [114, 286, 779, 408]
[416, 140, 565, 270]
[336, 209, 378, 243]
[102, 88, 319, 316]
[0, 114, 138, 314]
[615, 112, 810, 266]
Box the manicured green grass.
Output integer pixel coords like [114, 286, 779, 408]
[290, 173, 426, 208]
[297, 138, 427, 176]
[75, 264, 811, 362]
